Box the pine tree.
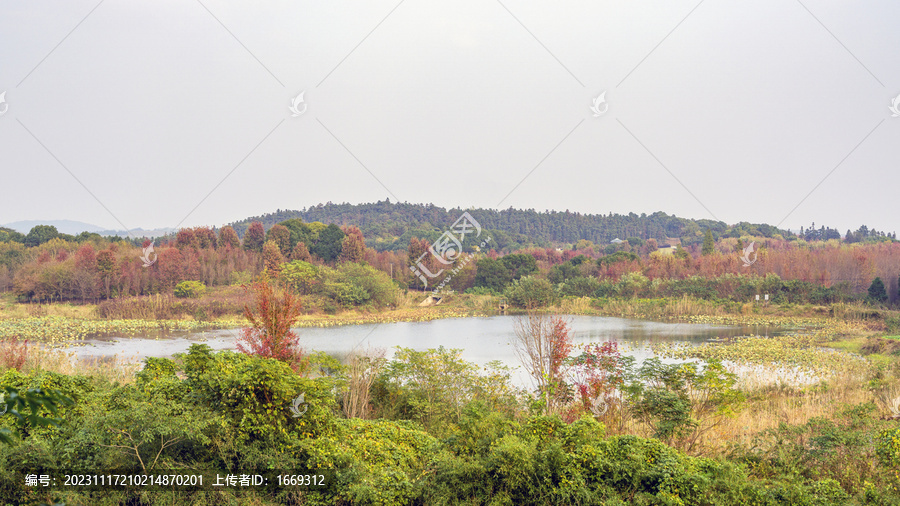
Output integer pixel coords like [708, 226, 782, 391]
[701, 230, 715, 256]
[868, 277, 887, 304]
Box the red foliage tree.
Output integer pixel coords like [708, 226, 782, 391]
[513, 314, 573, 414]
[237, 281, 304, 370]
[569, 341, 628, 421]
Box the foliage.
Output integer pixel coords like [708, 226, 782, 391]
[628, 358, 745, 452]
[742, 404, 897, 497]
[0, 386, 74, 444]
[237, 281, 303, 368]
[513, 315, 573, 414]
[311, 224, 346, 262]
[243, 221, 265, 252]
[505, 276, 555, 309]
[568, 341, 632, 423]
[173, 280, 206, 299]
[280, 260, 320, 294]
[702, 229, 715, 255]
[182, 344, 333, 447]
[869, 277, 888, 304]
[24, 225, 59, 248]
[559, 276, 601, 297]
[372, 347, 520, 436]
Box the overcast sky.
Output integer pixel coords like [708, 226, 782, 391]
[1, 0, 898, 235]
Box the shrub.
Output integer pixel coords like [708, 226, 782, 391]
[183, 344, 334, 446]
[173, 280, 206, 299]
[0, 337, 27, 371]
[505, 276, 555, 309]
[559, 276, 601, 298]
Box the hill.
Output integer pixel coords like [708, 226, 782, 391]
[2, 220, 175, 238]
[226, 201, 789, 251]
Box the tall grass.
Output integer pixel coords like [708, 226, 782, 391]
[593, 295, 728, 319]
[0, 334, 140, 383]
[96, 291, 244, 320]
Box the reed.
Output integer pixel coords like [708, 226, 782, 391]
[22, 345, 141, 384]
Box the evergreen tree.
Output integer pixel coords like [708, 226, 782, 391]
[868, 277, 887, 303]
[701, 230, 715, 256]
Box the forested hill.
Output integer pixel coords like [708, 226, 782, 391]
[226, 201, 788, 251]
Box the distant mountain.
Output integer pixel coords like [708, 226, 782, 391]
[3, 220, 174, 238]
[226, 201, 791, 251]
[4, 220, 107, 235]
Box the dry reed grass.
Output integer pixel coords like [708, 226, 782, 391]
[20, 345, 141, 384]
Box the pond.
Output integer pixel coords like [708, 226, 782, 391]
[68, 316, 784, 387]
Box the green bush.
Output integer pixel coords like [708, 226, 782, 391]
[183, 344, 335, 446]
[559, 276, 601, 297]
[173, 280, 206, 298]
[504, 276, 555, 309]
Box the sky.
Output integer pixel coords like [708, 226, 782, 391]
[1, 0, 898, 236]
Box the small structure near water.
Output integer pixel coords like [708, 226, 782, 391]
[418, 295, 443, 307]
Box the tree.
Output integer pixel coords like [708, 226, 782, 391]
[868, 277, 888, 304]
[569, 341, 631, 424]
[473, 257, 511, 292]
[512, 315, 573, 414]
[279, 218, 311, 250]
[548, 262, 580, 284]
[340, 226, 366, 263]
[24, 225, 59, 247]
[237, 281, 304, 369]
[218, 226, 241, 249]
[701, 230, 715, 256]
[343, 350, 387, 419]
[97, 249, 116, 299]
[73, 244, 99, 303]
[262, 240, 285, 277]
[267, 224, 292, 256]
[243, 221, 265, 253]
[291, 241, 312, 262]
[500, 253, 537, 281]
[505, 276, 555, 309]
[311, 224, 345, 262]
[175, 228, 198, 249]
[280, 260, 319, 294]
[628, 358, 744, 452]
[407, 237, 433, 290]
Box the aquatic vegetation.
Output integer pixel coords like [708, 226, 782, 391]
[653, 333, 870, 383]
[0, 316, 240, 345]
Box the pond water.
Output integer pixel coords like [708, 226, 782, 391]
[68, 316, 783, 387]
